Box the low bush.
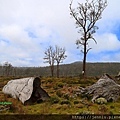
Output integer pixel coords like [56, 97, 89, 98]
[98, 105, 108, 113]
[47, 79, 53, 83]
[60, 100, 70, 105]
[57, 82, 64, 88]
[53, 85, 58, 90]
[56, 90, 63, 97]
[49, 96, 60, 104]
[63, 94, 69, 100]
[73, 100, 79, 104]
[110, 105, 114, 109]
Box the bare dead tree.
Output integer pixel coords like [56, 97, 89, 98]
[3, 62, 13, 76]
[70, 0, 107, 78]
[55, 45, 67, 78]
[44, 46, 55, 77]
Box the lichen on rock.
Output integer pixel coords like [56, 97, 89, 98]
[78, 74, 120, 102]
[95, 97, 107, 104]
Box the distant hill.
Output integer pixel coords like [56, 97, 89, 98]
[36, 62, 120, 77]
[0, 62, 120, 77]
[57, 62, 120, 77]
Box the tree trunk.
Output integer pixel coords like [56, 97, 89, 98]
[82, 53, 86, 78]
[82, 39, 87, 78]
[50, 65, 54, 77]
[57, 63, 59, 78]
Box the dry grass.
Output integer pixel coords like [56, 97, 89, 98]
[0, 76, 120, 114]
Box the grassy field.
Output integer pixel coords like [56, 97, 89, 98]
[0, 76, 120, 115]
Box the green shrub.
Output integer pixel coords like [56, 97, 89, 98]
[49, 96, 60, 104]
[57, 82, 64, 88]
[47, 79, 53, 83]
[98, 105, 108, 112]
[56, 90, 63, 97]
[60, 100, 70, 105]
[79, 84, 86, 88]
[78, 79, 95, 85]
[65, 79, 79, 84]
[53, 86, 58, 90]
[63, 93, 69, 100]
[109, 111, 113, 114]
[79, 111, 93, 115]
[74, 100, 79, 104]
[110, 105, 114, 109]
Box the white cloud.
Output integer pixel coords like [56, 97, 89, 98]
[89, 33, 120, 53]
[96, 0, 120, 34]
[0, 0, 119, 66]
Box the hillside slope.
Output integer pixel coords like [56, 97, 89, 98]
[0, 62, 120, 77]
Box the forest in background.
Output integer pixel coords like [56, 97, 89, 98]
[0, 62, 120, 77]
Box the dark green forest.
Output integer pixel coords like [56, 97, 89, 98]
[1, 62, 120, 77]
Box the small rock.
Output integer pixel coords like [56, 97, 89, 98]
[95, 97, 107, 104]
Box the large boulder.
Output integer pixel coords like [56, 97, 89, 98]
[79, 74, 120, 102]
[2, 77, 50, 105]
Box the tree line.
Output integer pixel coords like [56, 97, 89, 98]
[0, 62, 119, 77]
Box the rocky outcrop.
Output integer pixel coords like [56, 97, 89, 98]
[79, 74, 120, 102]
[2, 77, 50, 105]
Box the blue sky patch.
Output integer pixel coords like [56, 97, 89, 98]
[28, 31, 37, 38]
[0, 0, 119, 66]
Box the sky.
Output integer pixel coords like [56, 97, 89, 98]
[0, 0, 120, 67]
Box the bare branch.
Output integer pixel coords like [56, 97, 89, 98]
[70, 1, 84, 28]
[86, 48, 92, 54]
[55, 45, 67, 64]
[43, 46, 56, 77]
